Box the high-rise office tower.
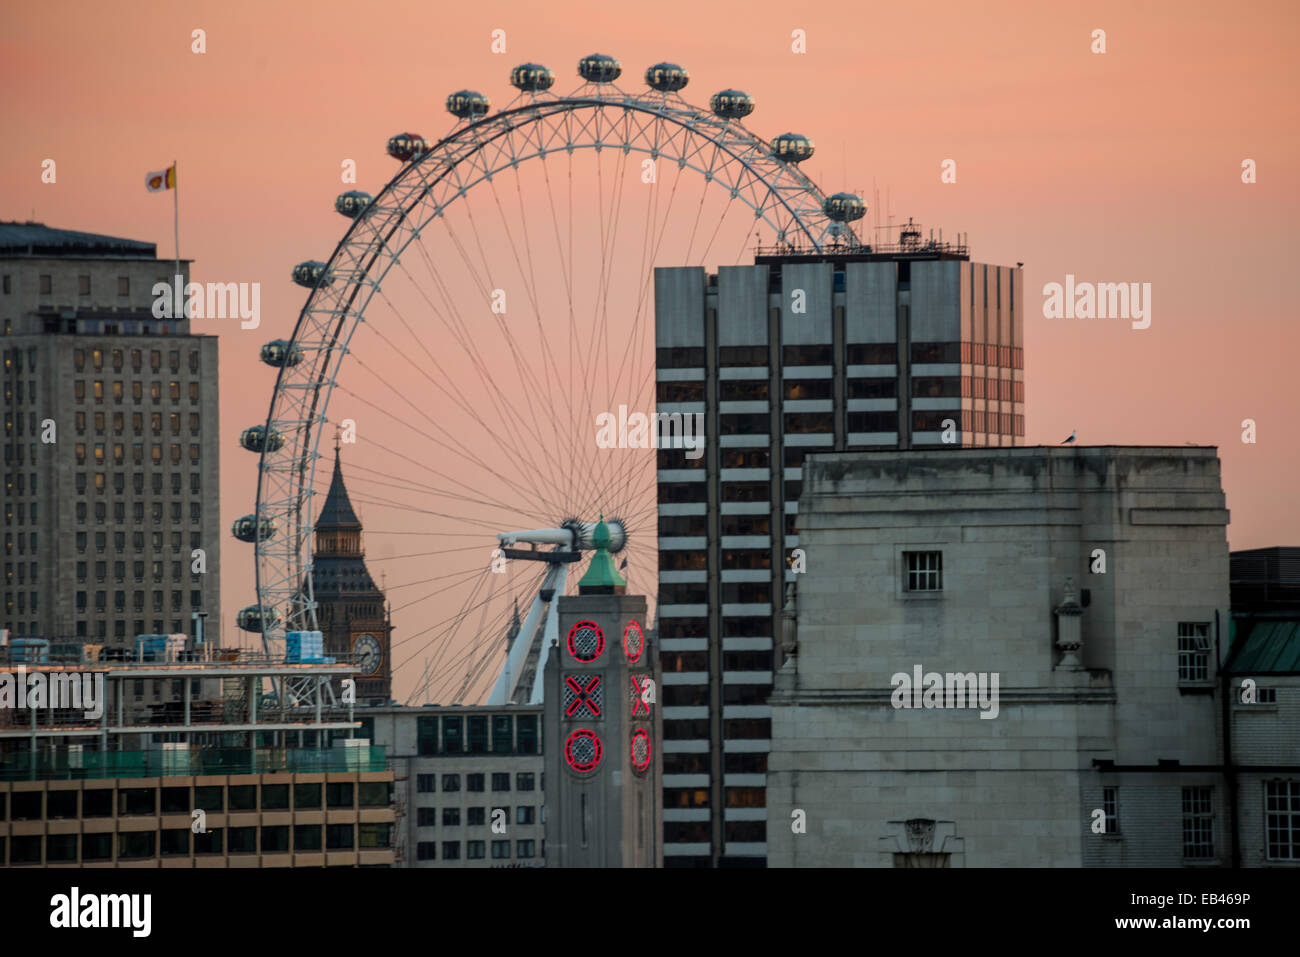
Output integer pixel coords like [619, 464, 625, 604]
[0, 222, 220, 646]
[654, 239, 1024, 866]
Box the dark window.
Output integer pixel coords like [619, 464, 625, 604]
[441, 715, 463, 753]
[719, 379, 769, 401]
[118, 831, 156, 860]
[725, 820, 767, 842]
[724, 650, 774, 671]
[262, 784, 289, 810]
[516, 773, 536, 792]
[416, 774, 435, 794]
[723, 684, 769, 705]
[228, 827, 257, 854]
[118, 787, 155, 816]
[46, 834, 78, 862]
[441, 774, 461, 792]
[721, 582, 770, 604]
[911, 342, 961, 364]
[326, 783, 354, 809]
[657, 347, 706, 368]
[912, 376, 961, 398]
[417, 808, 437, 827]
[664, 821, 712, 842]
[417, 715, 438, 755]
[360, 823, 391, 849]
[262, 826, 290, 853]
[10, 835, 41, 864]
[293, 783, 321, 809]
[443, 808, 461, 826]
[194, 785, 223, 812]
[294, 824, 322, 851]
[724, 752, 768, 773]
[417, 842, 436, 861]
[194, 829, 223, 855]
[723, 718, 771, 739]
[660, 582, 708, 605]
[492, 714, 513, 754]
[782, 345, 832, 366]
[905, 551, 943, 592]
[47, 790, 77, 818]
[359, 782, 389, 807]
[467, 774, 485, 793]
[82, 833, 112, 861]
[442, 841, 460, 860]
[326, 825, 354, 850]
[664, 719, 711, 740]
[492, 839, 511, 859]
[160, 829, 190, 856]
[517, 715, 539, 754]
[657, 381, 705, 402]
[720, 448, 769, 469]
[664, 684, 710, 706]
[660, 550, 708, 571]
[492, 773, 511, 792]
[658, 481, 708, 504]
[783, 379, 832, 400]
[82, 789, 112, 817]
[517, 839, 536, 859]
[11, 791, 42, 819]
[718, 345, 766, 367]
[467, 840, 486, 860]
[664, 752, 711, 775]
[847, 411, 897, 433]
[229, 785, 257, 811]
[467, 807, 486, 826]
[783, 412, 833, 434]
[719, 413, 769, 436]
[721, 482, 769, 503]
[664, 650, 709, 672]
[721, 513, 770, 536]
[846, 342, 897, 365]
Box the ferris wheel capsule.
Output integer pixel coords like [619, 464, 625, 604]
[334, 190, 373, 219]
[710, 89, 755, 119]
[386, 132, 430, 161]
[237, 605, 280, 633]
[510, 63, 555, 92]
[259, 339, 303, 368]
[645, 62, 689, 92]
[446, 90, 490, 119]
[771, 132, 815, 163]
[232, 514, 278, 543]
[823, 192, 867, 222]
[578, 54, 621, 83]
[240, 425, 284, 454]
[291, 261, 333, 288]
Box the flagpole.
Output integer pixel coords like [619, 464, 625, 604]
[172, 160, 181, 287]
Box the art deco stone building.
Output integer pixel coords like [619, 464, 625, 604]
[766, 446, 1233, 867]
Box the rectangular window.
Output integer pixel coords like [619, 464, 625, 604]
[1182, 787, 1215, 859]
[516, 839, 536, 859]
[491, 839, 511, 859]
[1265, 780, 1300, 860]
[417, 841, 436, 861]
[442, 841, 460, 861]
[1102, 787, 1120, 834]
[492, 714, 513, 753]
[467, 773, 485, 793]
[467, 715, 489, 753]
[1178, 623, 1210, 681]
[517, 715, 538, 754]
[492, 772, 511, 792]
[417, 807, 436, 827]
[466, 840, 486, 860]
[904, 551, 943, 592]
[441, 715, 463, 753]
[416, 774, 435, 794]
[440, 774, 460, 793]
[442, 808, 460, 826]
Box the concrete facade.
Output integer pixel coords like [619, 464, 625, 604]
[655, 251, 1025, 865]
[766, 447, 1232, 867]
[1, 223, 220, 647]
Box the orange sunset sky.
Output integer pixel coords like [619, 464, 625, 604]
[1, 0, 1297, 691]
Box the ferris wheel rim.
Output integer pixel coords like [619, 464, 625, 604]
[251, 82, 854, 659]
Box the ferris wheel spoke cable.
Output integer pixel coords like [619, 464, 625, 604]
[328, 377, 559, 523]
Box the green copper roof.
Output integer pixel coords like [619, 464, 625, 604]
[579, 515, 625, 590]
[1227, 617, 1300, 673]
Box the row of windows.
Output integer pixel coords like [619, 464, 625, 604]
[954, 410, 1026, 436]
[0, 782, 391, 820]
[663, 752, 768, 775]
[660, 582, 771, 605]
[416, 839, 536, 861]
[415, 714, 540, 757]
[663, 718, 770, 739]
[73, 530, 203, 554]
[73, 380, 200, 405]
[656, 343, 1022, 370]
[661, 684, 772, 706]
[73, 348, 200, 373]
[75, 589, 203, 611]
[661, 549, 771, 572]
[1, 824, 391, 865]
[415, 772, 536, 794]
[75, 500, 202, 524]
[74, 472, 202, 496]
[657, 616, 771, 640]
[25, 274, 133, 299]
[663, 821, 767, 843]
[75, 443, 204, 466]
[961, 376, 1025, 402]
[1, 345, 38, 369]
[72, 411, 202, 435]
[415, 805, 537, 827]
[660, 513, 787, 538]
[75, 560, 196, 583]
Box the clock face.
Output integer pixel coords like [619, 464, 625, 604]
[353, 634, 382, 676]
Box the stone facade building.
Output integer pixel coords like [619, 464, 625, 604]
[766, 446, 1233, 867]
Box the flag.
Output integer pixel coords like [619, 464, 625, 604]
[145, 165, 176, 192]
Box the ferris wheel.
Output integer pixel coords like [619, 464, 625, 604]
[235, 54, 863, 706]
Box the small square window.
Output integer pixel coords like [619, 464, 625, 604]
[904, 551, 942, 592]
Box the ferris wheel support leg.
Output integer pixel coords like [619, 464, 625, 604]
[486, 564, 560, 706]
[530, 562, 567, 705]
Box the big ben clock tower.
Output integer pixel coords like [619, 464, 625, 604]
[309, 440, 394, 704]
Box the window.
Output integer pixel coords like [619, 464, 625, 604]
[467, 774, 485, 793]
[492, 773, 511, 792]
[117, 276, 129, 296]
[359, 782, 389, 807]
[1102, 787, 1120, 835]
[468, 715, 489, 753]
[466, 840, 485, 860]
[517, 715, 538, 754]
[904, 551, 943, 592]
[229, 786, 256, 811]
[442, 841, 460, 860]
[517, 839, 536, 859]
[325, 782, 354, 809]
[441, 715, 463, 753]
[325, 825, 354, 850]
[442, 808, 460, 826]
[118, 788, 155, 816]
[160, 829, 190, 856]
[294, 824, 322, 851]
[441, 774, 460, 793]
[118, 831, 155, 860]
[417, 842, 437, 861]
[417, 774, 435, 793]
[294, 783, 321, 809]
[516, 772, 535, 792]
[39, 274, 51, 295]
[516, 805, 535, 825]
[1265, 780, 1300, 860]
[493, 714, 513, 753]
[262, 826, 290, 853]
[417, 808, 436, 827]
[1178, 623, 1210, 681]
[262, 784, 289, 810]
[1182, 787, 1215, 859]
[467, 807, 486, 826]
[228, 827, 257, 854]
[491, 840, 510, 859]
